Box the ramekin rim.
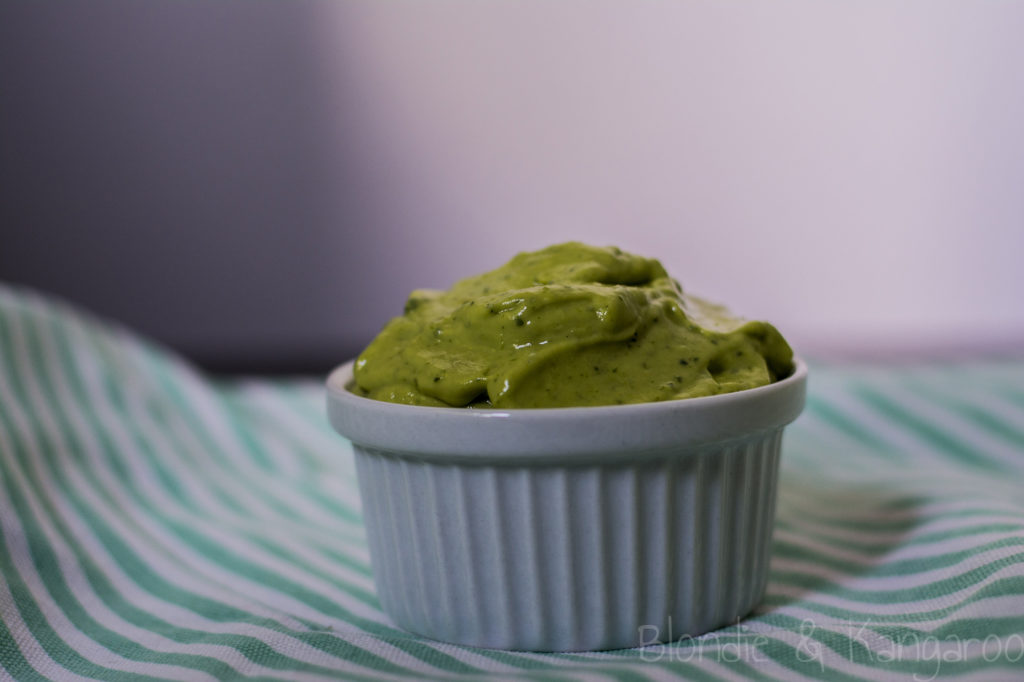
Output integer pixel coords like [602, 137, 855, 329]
[327, 357, 808, 418]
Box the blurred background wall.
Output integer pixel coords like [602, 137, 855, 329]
[2, 0, 1022, 373]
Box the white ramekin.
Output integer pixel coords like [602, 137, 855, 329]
[327, 359, 807, 652]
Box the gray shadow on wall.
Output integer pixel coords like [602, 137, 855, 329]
[0, 0, 410, 374]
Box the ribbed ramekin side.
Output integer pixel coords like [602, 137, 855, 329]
[753, 431, 784, 605]
[352, 428, 785, 651]
[695, 429, 783, 636]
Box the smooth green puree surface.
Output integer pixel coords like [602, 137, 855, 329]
[353, 242, 793, 408]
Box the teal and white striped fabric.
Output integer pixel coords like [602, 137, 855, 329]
[2, 284, 1023, 681]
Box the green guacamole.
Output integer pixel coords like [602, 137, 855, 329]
[353, 242, 793, 408]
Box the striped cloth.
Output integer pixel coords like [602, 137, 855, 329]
[1, 284, 1023, 682]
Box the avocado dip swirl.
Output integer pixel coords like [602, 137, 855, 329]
[353, 242, 793, 408]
